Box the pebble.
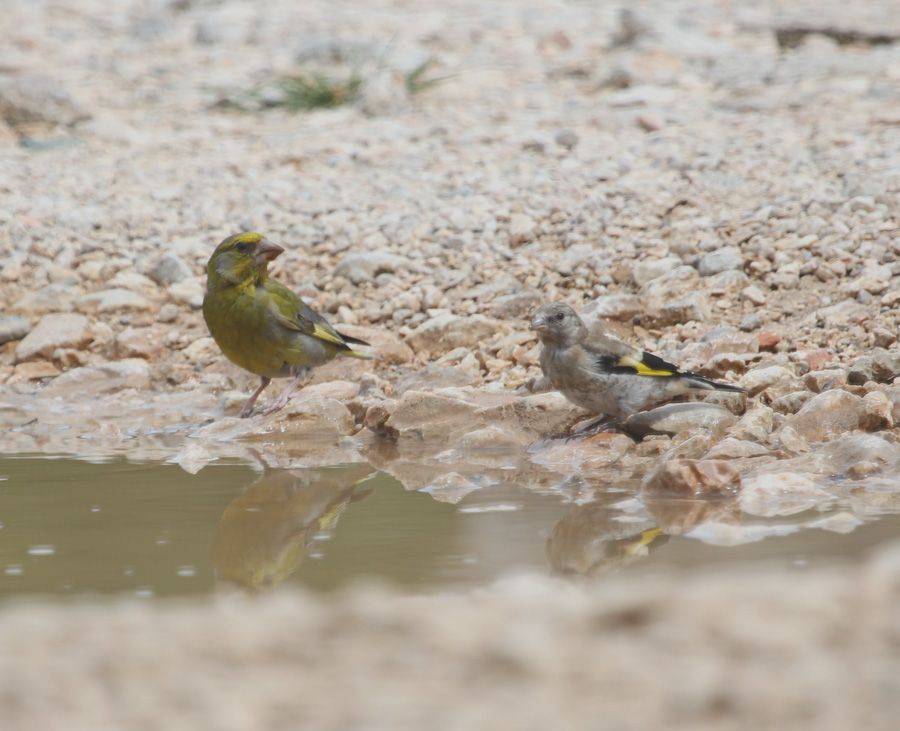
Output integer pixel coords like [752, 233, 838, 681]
[76, 288, 151, 313]
[168, 279, 205, 309]
[697, 246, 744, 277]
[848, 353, 900, 385]
[788, 389, 861, 442]
[334, 252, 413, 284]
[641, 458, 742, 498]
[554, 129, 579, 149]
[859, 391, 894, 431]
[740, 366, 794, 394]
[152, 253, 194, 285]
[14, 313, 93, 362]
[626, 403, 738, 437]
[581, 294, 646, 322]
[157, 303, 180, 323]
[404, 313, 505, 355]
[0, 315, 31, 345]
[0, 73, 90, 127]
[43, 361, 151, 396]
[739, 473, 833, 517]
[12, 284, 80, 315]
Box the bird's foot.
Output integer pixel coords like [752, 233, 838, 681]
[256, 393, 293, 417]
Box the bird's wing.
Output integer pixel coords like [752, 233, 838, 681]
[582, 334, 680, 377]
[264, 281, 351, 349]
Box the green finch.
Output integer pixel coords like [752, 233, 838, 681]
[203, 232, 374, 418]
[529, 302, 746, 436]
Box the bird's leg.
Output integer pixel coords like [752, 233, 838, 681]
[573, 414, 623, 436]
[239, 377, 271, 418]
[257, 373, 305, 416]
[545, 414, 623, 441]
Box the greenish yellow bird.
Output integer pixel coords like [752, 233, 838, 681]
[203, 232, 373, 418]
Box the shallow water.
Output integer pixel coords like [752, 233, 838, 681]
[1, 452, 899, 600]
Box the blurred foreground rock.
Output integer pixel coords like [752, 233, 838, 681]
[1, 544, 898, 731]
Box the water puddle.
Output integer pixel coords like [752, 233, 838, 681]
[1, 451, 899, 600]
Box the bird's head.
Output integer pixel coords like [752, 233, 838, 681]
[529, 302, 586, 346]
[206, 232, 285, 288]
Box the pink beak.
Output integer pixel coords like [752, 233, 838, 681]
[254, 238, 284, 265]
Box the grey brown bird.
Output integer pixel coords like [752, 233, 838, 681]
[529, 302, 746, 436]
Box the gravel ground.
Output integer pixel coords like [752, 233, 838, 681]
[3, 0, 900, 726]
[2, 544, 900, 731]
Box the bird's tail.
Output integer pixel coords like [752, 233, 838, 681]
[344, 349, 379, 360]
[334, 330, 380, 360]
[682, 372, 747, 393]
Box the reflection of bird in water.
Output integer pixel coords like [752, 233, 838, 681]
[547, 501, 668, 577]
[211, 455, 375, 593]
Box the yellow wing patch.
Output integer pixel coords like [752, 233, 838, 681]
[310, 322, 346, 346]
[619, 355, 675, 377]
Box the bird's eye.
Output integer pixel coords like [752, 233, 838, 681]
[235, 242, 248, 253]
[555, 312, 565, 321]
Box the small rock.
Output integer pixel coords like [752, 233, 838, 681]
[488, 291, 542, 319]
[770, 391, 813, 415]
[739, 473, 833, 517]
[14, 313, 93, 362]
[12, 361, 61, 380]
[805, 368, 848, 393]
[704, 438, 771, 460]
[639, 265, 701, 302]
[183, 337, 220, 365]
[793, 349, 835, 372]
[509, 213, 537, 245]
[296, 380, 359, 401]
[12, 283, 80, 315]
[757, 332, 780, 351]
[76, 288, 150, 313]
[633, 257, 682, 287]
[405, 313, 505, 355]
[151, 253, 194, 285]
[819, 434, 900, 476]
[739, 313, 761, 331]
[859, 391, 894, 431]
[645, 292, 711, 327]
[740, 366, 794, 394]
[158, 303, 180, 323]
[636, 113, 663, 132]
[731, 405, 774, 441]
[43, 361, 151, 396]
[167, 278, 205, 309]
[334, 252, 412, 284]
[741, 285, 767, 306]
[0, 315, 31, 345]
[581, 294, 646, 322]
[394, 365, 479, 395]
[555, 129, 579, 149]
[697, 246, 743, 277]
[0, 73, 90, 128]
[788, 389, 861, 442]
[112, 326, 168, 360]
[453, 425, 525, 449]
[626, 402, 738, 437]
[641, 458, 742, 498]
[382, 389, 480, 443]
[848, 353, 900, 385]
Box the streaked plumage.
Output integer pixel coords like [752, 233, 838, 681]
[529, 302, 746, 435]
[203, 232, 373, 418]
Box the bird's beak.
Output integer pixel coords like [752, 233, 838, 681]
[255, 238, 284, 265]
[529, 315, 547, 332]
